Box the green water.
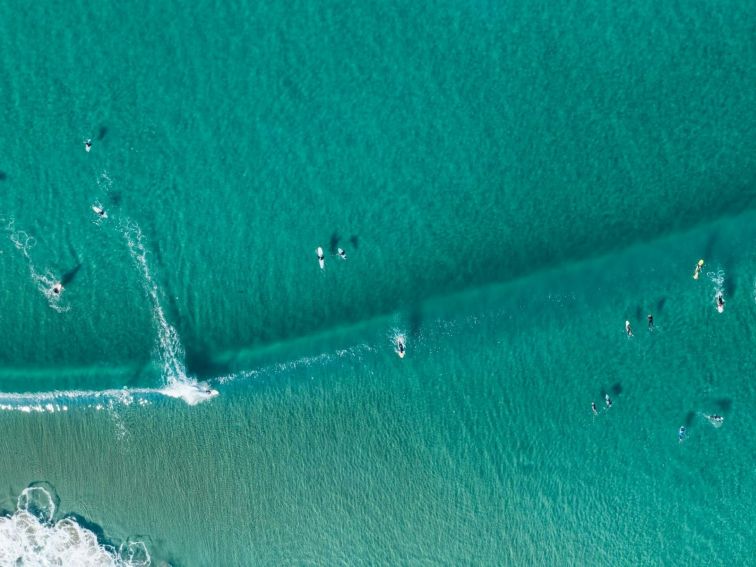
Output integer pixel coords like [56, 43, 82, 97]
[0, 0, 755, 564]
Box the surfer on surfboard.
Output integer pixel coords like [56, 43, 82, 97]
[625, 320, 633, 337]
[395, 336, 406, 359]
[52, 282, 63, 295]
[316, 247, 325, 270]
[84, 139, 92, 153]
[693, 259, 704, 280]
[605, 394, 612, 409]
[716, 293, 725, 313]
[92, 204, 107, 219]
[592, 402, 598, 415]
[678, 426, 686, 442]
[337, 247, 347, 260]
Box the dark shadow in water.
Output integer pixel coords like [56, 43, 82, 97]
[610, 382, 623, 396]
[408, 306, 423, 337]
[108, 191, 123, 206]
[329, 232, 340, 254]
[634, 305, 643, 321]
[0, 170, 6, 181]
[703, 230, 718, 262]
[68, 513, 109, 542]
[684, 411, 696, 427]
[713, 398, 733, 412]
[97, 126, 108, 140]
[349, 234, 359, 249]
[656, 297, 667, 313]
[60, 263, 82, 286]
[186, 349, 227, 379]
[724, 273, 736, 298]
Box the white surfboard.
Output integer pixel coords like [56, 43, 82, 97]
[717, 303, 724, 313]
[92, 205, 107, 219]
[337, 247, 347, 260]
[396, 336, 406, 358]
[316, 247, 325, 270]
[693, 259, 704, 279]
[84, 139, 92, 153]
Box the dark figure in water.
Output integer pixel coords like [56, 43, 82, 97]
[592, 402, 598, 415]
[647, 314, 654, 329]
[605, 394, 612, 409]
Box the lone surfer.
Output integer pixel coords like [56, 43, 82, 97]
[625, 320, 633, 337]
[647, 314, 654, 330]
[592, 402, 598, 415]
[52, 282, 63, 295]
[693, 259, 704, 280]
[605, 394, 612, 409]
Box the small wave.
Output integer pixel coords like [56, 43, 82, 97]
[0, 383, 217, 413]
[0, 484, 151, 566]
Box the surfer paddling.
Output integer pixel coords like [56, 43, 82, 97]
[678, 426, 686, 442]
[647, 314, 654, 330]
[316, 247, 325, 270]
[84, 139, 92, 153]
[693, 259, 704, 280]
[337, 247, 347, 260]
[52, 282, 63, 295]
[716, 293, 725, 313]
[605, 394, 612, 409]
[395, 336, 406, 359]
[592, 402, 598, 415]
[92, 204, 107, 218]
[625, 320, 633, 337]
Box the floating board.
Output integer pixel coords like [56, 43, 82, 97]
[316, 247, 325, 270]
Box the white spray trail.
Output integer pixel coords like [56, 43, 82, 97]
[4, 218, 69, 312]
[707, 268, 725, 310]
[121, 220, 217, 404]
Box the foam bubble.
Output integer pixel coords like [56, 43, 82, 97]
[0, 485, 151, 566]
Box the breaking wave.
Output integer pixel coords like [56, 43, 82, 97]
[0, 484, 151, 566]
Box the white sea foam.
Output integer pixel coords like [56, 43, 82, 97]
[707, 268, 725, 310]
[0, 485, 150, 566]
[122, 221, 217, 404]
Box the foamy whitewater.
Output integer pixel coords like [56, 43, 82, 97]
[0, 485, 150, 566]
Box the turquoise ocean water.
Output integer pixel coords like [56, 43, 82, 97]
[0, 0, 755, 564]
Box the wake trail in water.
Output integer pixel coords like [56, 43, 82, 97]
[3, 218, 69, 312]
[121, 220, 217, 404]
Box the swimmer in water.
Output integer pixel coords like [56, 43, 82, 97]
[678, 426, 686, 442]
[84, 139, 92, 152]
[706, 414, 724, 427]
[337, 247, 347, 260]
[625, 320, 633, 336]
[605, 394, 612, 409]
[592, 402, 598, 415]
[647, 314, 654, 330]
[52, 282, 63, 295]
